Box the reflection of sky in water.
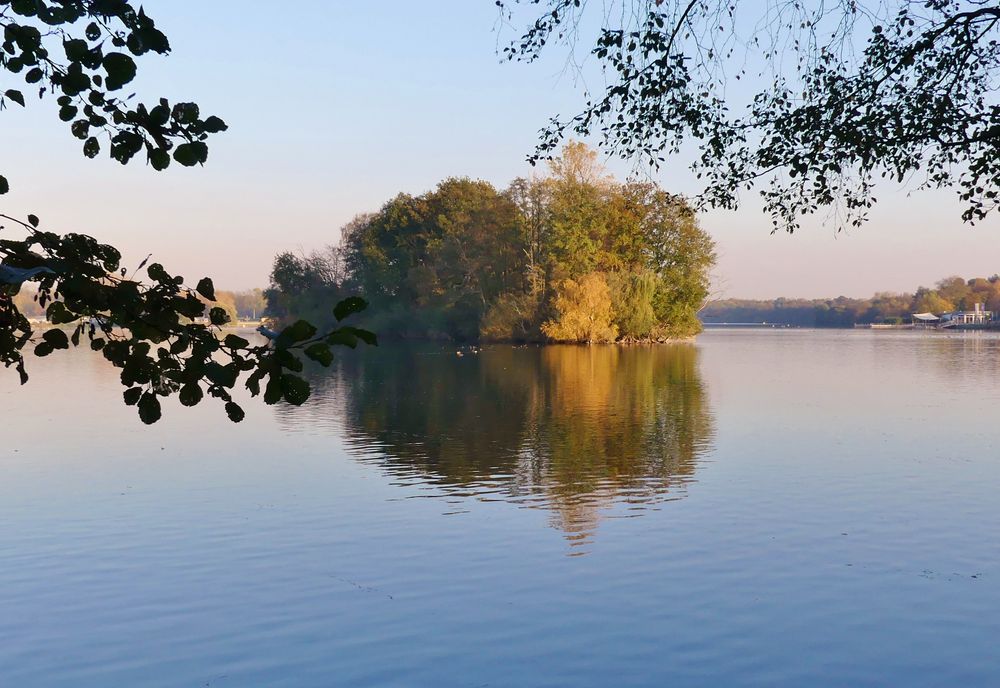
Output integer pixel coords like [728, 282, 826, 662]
[2, 330, 1000, 687]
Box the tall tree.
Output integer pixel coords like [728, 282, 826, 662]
[544, 142, 615, 278]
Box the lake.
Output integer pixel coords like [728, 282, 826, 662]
[2, 330, 999, 687]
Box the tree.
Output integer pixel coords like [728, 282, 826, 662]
[913, 288, 955, 315]
[0, 1, 373, 423]
[421, 178, 524, 338]
[338, 179, 525, 340]
[544, 143, 615, 278]
[499, 1, 1000, 231]
[505, 175, 551, 296]
[541, 272, 619, 344]
[936, 276, 971, 309]
[608, 270, 657, 340]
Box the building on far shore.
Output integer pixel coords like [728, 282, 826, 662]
[909, 304, 996, 329]
[940, 303, 993, 326]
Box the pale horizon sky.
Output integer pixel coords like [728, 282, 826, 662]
[2, 0, 999, 300]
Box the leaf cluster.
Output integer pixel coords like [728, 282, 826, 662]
[498, 0, 1000, 231]
[0, 213, 375, 423]
[0, 0, 227, 194]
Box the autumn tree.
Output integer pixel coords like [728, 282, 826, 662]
[913, 288, 956, 315]
[541, 272, 619, 344]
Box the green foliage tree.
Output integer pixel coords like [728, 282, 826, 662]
[608, 270, 657, 341]
[480, 291, 542, 341]
[544, 142, 615, 277]
[264, 250, 345, 322]
[337, 179, 526, 340]
[499, 1, 1000, 230]
[0, 1, 373, 423]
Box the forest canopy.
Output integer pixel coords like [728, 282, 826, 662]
[266, 143, 716, 344]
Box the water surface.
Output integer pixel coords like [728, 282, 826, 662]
[1, 330, 998, 686]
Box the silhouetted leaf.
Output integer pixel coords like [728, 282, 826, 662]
[173, 141, 208, 167]
[263, 375, 283, 405]
[341, 326, 377, 346]
[280, 320, 316, 344]
[280, 374, 310, 405]
[83, 137, 100, 158]
[333, 296, 367, 322]
[42, 328, 69, 349]
[224, 334, 249, 349]
[102, 52, 137, 90]
[137, 392, 161, 424]
[209, 307, 230, 326]
[304, 342, 333, 366]
[325, 330, 357, 348]
[196, 277, 216, 301]
[225, 401, 245, 423]
[178, 383, 203, 407]
[203, 116, 228, 133]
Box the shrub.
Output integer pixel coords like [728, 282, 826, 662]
[541, 272, 618, 343]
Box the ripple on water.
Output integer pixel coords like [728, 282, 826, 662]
[1, 333, 999, 686]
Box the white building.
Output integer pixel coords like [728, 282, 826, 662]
[941, 303, 993, 325]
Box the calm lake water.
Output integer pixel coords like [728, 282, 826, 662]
[2, 330, 999, 687]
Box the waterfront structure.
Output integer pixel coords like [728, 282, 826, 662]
[940, 303, 993, 326]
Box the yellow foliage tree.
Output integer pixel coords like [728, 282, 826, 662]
[541, 272, 618, 343]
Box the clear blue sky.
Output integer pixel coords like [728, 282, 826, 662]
[2, 0, 998, 298]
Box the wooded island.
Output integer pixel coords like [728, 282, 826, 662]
[265, 143, 716, 343]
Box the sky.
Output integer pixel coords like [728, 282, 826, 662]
[2, 0, 999, 299]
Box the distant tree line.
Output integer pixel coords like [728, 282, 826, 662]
[13, 286, 266, 323]
[701, 276, 1000, 327]
[265, 143, 716, 343]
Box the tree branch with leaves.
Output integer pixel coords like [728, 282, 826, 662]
[498, 0, 1000, 231]
[0, 0, 374, 423]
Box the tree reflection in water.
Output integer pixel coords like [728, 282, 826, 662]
[279, 344, 715, 551]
